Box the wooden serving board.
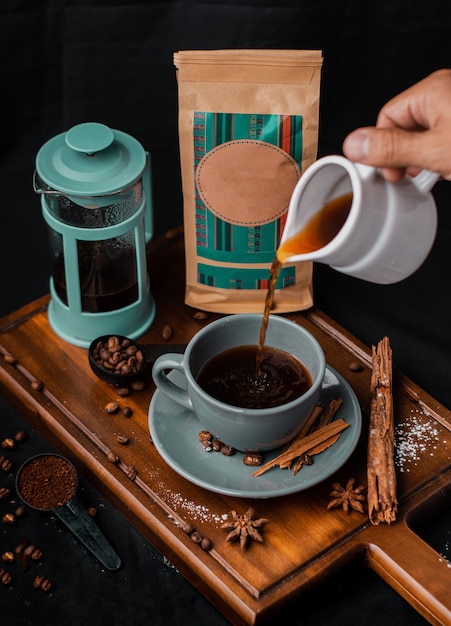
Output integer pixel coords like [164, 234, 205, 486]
[1, 230, 450, 626]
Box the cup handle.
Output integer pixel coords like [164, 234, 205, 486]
[412, 169, 440, 193]
[152, 353, 193, 411]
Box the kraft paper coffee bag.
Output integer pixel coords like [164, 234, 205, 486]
[173, 49, 323, 313]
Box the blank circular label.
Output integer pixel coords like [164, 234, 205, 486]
[195, 140, 301, 226]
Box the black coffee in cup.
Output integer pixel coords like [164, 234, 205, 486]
[196, 345, 312, 409]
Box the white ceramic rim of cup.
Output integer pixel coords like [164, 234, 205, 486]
[283, 155, 364, 261]
[182, 314, 326, 415]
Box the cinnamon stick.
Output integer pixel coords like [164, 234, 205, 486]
[284, 396, 344, 473]
[367, 336, 398, 525]
[278, 404, 322, 470]
[316, 397, 343, 429]
[252, 418, 350, 477]
[291, 433, 340, 475]
[279, 397, 344, 469]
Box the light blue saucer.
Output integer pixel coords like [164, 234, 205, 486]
[148, 366, 362, 499]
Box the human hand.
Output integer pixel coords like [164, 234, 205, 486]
[342, 68, 451, 182]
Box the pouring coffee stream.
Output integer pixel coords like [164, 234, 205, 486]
[255, 190, 354, 377]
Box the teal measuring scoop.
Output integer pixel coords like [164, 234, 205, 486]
[16, 453, 121, 571]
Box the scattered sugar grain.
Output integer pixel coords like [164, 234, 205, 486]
[395, 408, 448, 472]
[156, 479, 224, 525]
[162, 555, 179, 571]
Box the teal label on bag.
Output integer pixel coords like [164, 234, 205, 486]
[197, 263, 296, 290]
[193, 111, 303, 289]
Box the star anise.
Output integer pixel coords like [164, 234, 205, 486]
[327, 477, 366, 514]
[220, 507, 269, 549]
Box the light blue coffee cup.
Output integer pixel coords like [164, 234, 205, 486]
[152, 314, 326, 452]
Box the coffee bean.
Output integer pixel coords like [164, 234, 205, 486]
[243, 453, 263, 466]
[301, 452, 313, 466]
[104, 402, 119, 414]
[212, 438, 224, 452]
[32, 549, 43, 561]
[1, 551, 15, 564]
[200, 537, 212, 551]
[1, 437, 15, 450]
[116, 434, 129, 445]
[0, 568, 12, 585]
[15, 540, 29, 555]
[182, 522, 195, 535]
[14, 430, 27, 443]
[164, 226, 182, 240]
[14, 539, 28, 570]
[130, 380, 146, 392]
[15, 505, 26, 518]
[126, 465, 137, 480]
[107, 451, 119, 464]
[107, 336, 120, 351]
[136, 350, 144, 363]
[40, 578, 52, 592]
[202, 439, 213, 452]
[23, 544, 35, 557]
[348, 361, 364, 372]
[191, 531, 202, 544]
[193, 311, 209, 321]
[0, 455, 12, 472]
[117, 387, 130, 397]
[162, 324, 173, 341]
[122, 406, 133, 418]
[2, 513, 15, 525]
[87, 507, 97, 518]
[31, 380, 43, 391]
[198, 430, 212, 442]
[115, 359, 127, 372]
[0, 487, 11, 500]
[220, 445, 235, 457]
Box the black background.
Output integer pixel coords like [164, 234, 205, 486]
[1, 1, 450, 624]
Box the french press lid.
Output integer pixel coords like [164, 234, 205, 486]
[35, 122, 147, 196]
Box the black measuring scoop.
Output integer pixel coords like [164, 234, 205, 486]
[88, 334, 185, 386]
[16, 453, 121, 571]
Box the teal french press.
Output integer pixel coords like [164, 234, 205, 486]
[34, 122, 155, 347]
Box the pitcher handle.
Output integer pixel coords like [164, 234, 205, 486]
[412, 169, 440, 193]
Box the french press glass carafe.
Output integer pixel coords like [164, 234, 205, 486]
[35, 122, 155, 347]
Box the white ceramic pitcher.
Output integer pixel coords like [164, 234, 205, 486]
[279, 155, 439, 284]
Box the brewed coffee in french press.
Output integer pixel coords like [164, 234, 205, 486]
[34, 122, 155, 347]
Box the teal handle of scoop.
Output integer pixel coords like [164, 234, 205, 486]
[54, 494, 121, 571]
